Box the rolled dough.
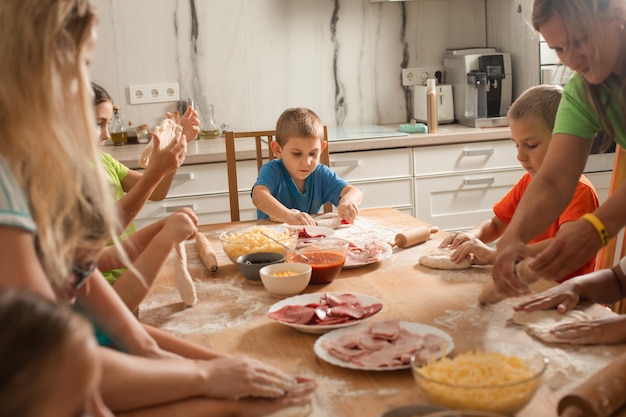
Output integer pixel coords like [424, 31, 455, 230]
[512, 309, 593, 344]
[418, 248, 471, 270]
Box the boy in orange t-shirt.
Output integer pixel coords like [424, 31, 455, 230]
[440, 84, 599, 281]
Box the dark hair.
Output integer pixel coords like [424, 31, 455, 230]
[0, 288, 87, 416]
[91, 81, 112, 106]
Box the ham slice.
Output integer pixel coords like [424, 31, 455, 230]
[268, 293, 382, 326]
[321, 320, 449, 368]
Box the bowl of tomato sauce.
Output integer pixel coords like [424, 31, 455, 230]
[286, 237, 349, 284]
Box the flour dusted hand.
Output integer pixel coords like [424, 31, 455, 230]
[174, 241, 197, 306]
[419, 247, 471, 270]
[139, 118, 183, 168]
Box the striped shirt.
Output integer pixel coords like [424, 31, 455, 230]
[0, 155, 35, 232]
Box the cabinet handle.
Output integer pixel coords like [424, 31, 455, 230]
[163, 204, 197, 213]
[173, 173, 195, 181]
[330, 159, 361, 168]
[462, 148, 494, 157]
[463, 177, 495, 186]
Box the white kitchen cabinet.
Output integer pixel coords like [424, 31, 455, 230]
[413, 139, 524, 231]
[330, 148, 414, 214]
[133, 160, 260, 229]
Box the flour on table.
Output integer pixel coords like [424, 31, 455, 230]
[418, 248, 471, 270]
[512, 309, 593, 344]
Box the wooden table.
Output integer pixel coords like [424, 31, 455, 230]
[138, 208, 626, 417]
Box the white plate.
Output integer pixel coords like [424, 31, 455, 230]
[343, 240, 393, 268]
[314, 321, 454, 371]
[267, 292, 383, 334]
[287, 225, 335, 238]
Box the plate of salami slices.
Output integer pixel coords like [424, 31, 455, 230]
[314, 320, 454, 371]
[267, 292, 383, 334]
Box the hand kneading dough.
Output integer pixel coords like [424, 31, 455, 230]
[138, 118, 182, 168]
[512, 309, 593, 343]
[418, 247, 471, 270]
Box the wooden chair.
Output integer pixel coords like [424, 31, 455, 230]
[595, 146, 626, 313]
[224, 126, 332, 222]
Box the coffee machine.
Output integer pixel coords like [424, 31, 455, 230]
[443, 47, 512, 127]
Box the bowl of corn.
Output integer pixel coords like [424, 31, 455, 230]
[259, 262, 312, 296]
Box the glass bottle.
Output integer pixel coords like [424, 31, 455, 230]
[199, 104, 220, 139]
[109, 105, 127, 146]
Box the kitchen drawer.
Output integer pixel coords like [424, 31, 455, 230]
[414, 169, 524, 231]
[413, 140, 518, 177]
[147, 161, 260, 198]
[355, 178, 413, 209]
[330, 148, 412, 181]
[134, 192, 257, 229]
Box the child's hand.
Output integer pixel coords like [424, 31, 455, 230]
[148, 129, 187, 176]
[452, 240, 495, 265]
[166, 107, 200, 143]
[439, 231, 476, 249]
[337, 199, 358, 224]
[162, 207, 198, 241]
[286, 210, 316, 226]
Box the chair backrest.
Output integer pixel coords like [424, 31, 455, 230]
[224, 126, 331, 222]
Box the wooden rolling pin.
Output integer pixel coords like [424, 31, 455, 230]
[558, 352, 626, 417]
[478, 258, 541, 304]
[394, 226, 439, 249]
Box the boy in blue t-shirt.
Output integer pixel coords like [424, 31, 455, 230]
[252, 107, 362, 225]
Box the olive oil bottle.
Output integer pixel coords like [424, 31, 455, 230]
[109, 105, 127, 146]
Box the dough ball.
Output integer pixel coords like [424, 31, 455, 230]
[418, 248, 471, 270]
[512, 309, 593, 344]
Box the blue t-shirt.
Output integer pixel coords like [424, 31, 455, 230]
[253, 159, 348, 219]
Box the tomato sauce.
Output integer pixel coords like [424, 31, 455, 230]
[287, 251, 345, 284]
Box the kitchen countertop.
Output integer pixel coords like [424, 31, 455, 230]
[105, 123, 511, 169]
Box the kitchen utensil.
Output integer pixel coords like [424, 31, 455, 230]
[261, 231, 310, 262]
[558, 352, 626, 417]
[218, 225, 297, 263]
[394, 226, 439, 248]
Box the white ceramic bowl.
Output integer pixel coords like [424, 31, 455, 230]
[260, 263, 312, 296]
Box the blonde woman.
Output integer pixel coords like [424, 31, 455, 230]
[0, 1, 315, 415]
[493, 0, 626, 295]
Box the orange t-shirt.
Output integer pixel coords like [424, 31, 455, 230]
[493, 173, 599, 281]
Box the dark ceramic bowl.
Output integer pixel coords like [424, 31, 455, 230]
[236, 252, 285, 282]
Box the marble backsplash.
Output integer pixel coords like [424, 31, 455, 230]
[90, 0, 486, 133]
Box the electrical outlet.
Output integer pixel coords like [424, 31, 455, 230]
[402, 67, 446, 86]
[128, 83, 180, 104]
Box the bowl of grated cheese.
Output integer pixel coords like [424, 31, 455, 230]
[411, 338, 548, 415]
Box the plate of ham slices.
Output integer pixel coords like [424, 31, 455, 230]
[314, 319, 454, 371]
[287, 226, 335, 239]
[267, 292, 383, 334]
[343, 239, 393, 268]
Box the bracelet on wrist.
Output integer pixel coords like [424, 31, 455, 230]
[580, 213, 609, 247]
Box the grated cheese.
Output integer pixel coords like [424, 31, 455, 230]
[415, 349, 541, 414]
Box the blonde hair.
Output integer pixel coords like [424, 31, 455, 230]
[0, 0, 121, 292]
[275, 107, 324, 146]
[532, 0, 626, 139]
[507, 84, 563, 132]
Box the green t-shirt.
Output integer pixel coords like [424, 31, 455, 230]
[99, 151, 135, 283]
[554, 72, 626, 148]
